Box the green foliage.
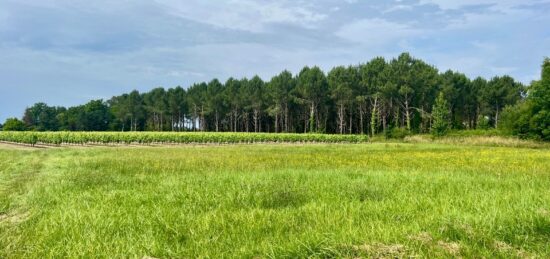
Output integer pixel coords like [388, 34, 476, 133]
[431, 92, 450, 137]
[384, 127, 410, 139]
[441, 71, 471, 129]
[1, 118, 27, 131]
[0, 131, 368, 145]
[297, 66, 328, 133]
[308, 111, 315, 133]
[328, 66, 357, 134]
[267, 70, 295, 133]
[501, 58, 550, 141]
[23, 103, 64, 131]
[479, 76, 524, 128]
[476, 115, 491, 130]
[8, 53, 533, 135]
[500, 102, 534, 138]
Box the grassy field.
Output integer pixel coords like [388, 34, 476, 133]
[1, 141, 550, 258]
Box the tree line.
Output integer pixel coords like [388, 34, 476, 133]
[2, 53, 547, 139]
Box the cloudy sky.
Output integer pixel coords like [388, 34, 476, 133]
[1, 0, 549, 122]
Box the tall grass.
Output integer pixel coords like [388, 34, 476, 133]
[404, 134, 550, 149]
[1, 143, 549, 257]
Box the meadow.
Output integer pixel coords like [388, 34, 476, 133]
[1, 140, 550, 258]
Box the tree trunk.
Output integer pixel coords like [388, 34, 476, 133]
[316, 105, 322, 132]
[215, 110, 219, 132]
[495, 105, 499, 129]
[258, 110, 262, 132]
[235, 110, 239, 132]
[244, 112, 249, 132]
[382, 109, 387, 134]
[231, 110, 234, 132]
[309, 102, 315, 133]
[275, 112, 279, 133]
[284, 103, 289, 133]
[338, 103, 345, 134]
[420, 106, 428, 132]
[193, 105, 198, 131]
[396, 110, 401, 128]
[405, 99, 411, 131]
[477, 105, 481, 129]
[370, 97, 378, 137]
[253, 109, 259, 132]
[349, 108, 353, 134]
[200, 105, 205, 131]
[359, 104, 364, 135]
[304, 112, 308, 133]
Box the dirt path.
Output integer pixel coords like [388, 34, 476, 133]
[0, 142, 48, 150]
[0, 141, 342, 149]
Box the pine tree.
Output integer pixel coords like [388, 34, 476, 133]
[431, 92, 450, 137]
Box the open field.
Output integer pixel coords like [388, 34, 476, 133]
[1, 142, 550, 258]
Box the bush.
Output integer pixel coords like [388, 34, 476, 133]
[502, 58, 550, 141]
[385, 127, 410, 139]
[477, 115, 491, 130]
[2, 118, 27, 131]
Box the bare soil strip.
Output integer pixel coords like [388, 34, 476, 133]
[0, 142, 48, 150]
[0, 141, 339, 149]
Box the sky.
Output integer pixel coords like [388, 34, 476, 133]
[1, 0, 549, 122]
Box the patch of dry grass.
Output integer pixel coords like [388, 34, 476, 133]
[404, 135, 549, 148]
[437, 241, 461, 255]
[351, 243, 409, 258]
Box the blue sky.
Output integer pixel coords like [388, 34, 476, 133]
[1, 0, 549, 122]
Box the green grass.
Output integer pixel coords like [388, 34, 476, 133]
[1, 143, 549, 258]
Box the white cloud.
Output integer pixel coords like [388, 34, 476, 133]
[335, 18, 423, 46]
[4, 0, 134, 12]
[470, 41, 498, 52]
[419, 0, 549, 10]
[444, 6, 531, 30]
[382, 4, 414, 13]
[427, 55, 489, 76]
[7, 0, 327, 33]
[153, 0, 326, 32]
[489, 66, 518, 75]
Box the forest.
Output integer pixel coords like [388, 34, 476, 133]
[2, 53, 548, 140]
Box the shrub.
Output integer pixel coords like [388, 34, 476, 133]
[2, 118, 27, 131]
[385, 127, 410, 139]
[477, 115, 491, 130]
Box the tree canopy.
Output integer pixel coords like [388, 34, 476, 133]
[2, 118, 27, 131]
[431, 92, 450, 137]
[5, 53, 545, 140]
[501, 58, 550, 140]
